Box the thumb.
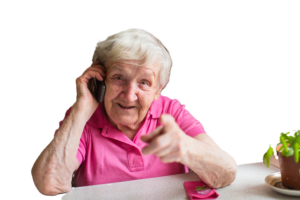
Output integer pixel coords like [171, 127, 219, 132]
[159, 114, 176, 131]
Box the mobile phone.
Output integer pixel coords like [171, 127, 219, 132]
[88, 78, 106, 103]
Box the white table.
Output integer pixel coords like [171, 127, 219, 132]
[62, 162, 299, 200]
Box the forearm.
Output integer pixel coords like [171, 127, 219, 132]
[31, 102, 89, 195]
[182, 135, 237, 188]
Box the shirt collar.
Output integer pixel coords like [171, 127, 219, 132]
[148, 95, 162, 119]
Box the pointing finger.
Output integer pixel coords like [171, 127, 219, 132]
[141, 126, 163, 143]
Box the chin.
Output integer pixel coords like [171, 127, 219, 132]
[113, 115, 137, 126]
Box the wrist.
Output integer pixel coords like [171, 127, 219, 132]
[72, 100, 97, 122]
[66, 106, 87, 128]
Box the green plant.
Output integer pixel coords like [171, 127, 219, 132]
[195, 185, 210, 191]
[263, 130, 300, 173]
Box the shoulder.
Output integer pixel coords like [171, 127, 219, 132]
[161, 95, 183, 113]
[150, 95, 185, 118]
[157, 95, 182, 107]
[55, 106, 91, 141]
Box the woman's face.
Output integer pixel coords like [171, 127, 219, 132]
[104, 61, 162, 130]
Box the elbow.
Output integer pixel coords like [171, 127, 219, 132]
[36, 185, 61, 196]
[31, 168, 50, 195]
[33, 177, 71, 196]
[215, 161, 237, 188]
[224, 163, 237, 186]
[31, 159, 45, 195]
[219, 161, 237, 188]
[31, 167, 71, 196]
[41, 187, 71, 196]
[218, 154, 238, 188]
[227, 157, 238, 184]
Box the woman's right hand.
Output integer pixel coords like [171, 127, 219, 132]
[75, 61, 106, 118]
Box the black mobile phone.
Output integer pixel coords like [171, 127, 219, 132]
[88, 78, 106, 103]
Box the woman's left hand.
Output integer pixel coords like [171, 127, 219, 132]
[141, 114, 193, 163]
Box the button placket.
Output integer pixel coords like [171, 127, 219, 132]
[127, 146, 145, 172]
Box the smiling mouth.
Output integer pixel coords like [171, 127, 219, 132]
[118, 103, 135, 109]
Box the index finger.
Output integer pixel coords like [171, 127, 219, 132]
[91, 61, 106, 71]
[89, 62, 106, 77]
[141, 126, 163, 143]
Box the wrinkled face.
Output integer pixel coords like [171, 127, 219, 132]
[104, 61, 162, 130]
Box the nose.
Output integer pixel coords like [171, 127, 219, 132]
[120, 82, 138, 102]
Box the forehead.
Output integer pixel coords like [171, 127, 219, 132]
[109, 61, 160, 75]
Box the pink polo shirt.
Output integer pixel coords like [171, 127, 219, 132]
[55, 95, 205, 187]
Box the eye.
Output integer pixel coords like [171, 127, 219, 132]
[140, 81, 150, 86]
[111, 75, 126, 85]
[113, 75, 123, 81]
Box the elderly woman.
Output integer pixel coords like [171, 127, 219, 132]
[31, 29, 237, 195]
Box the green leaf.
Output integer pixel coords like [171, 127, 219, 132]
[286, 132, 290, 136]
[195, 186, 202, 191]
[281, 132, 289, 138]
[289, 135, 300, 149]
[295, 135, 300, 144]
[281, 147, 294, 157]
[263, 145, 274, 167]
[279, 135, 288, 155]
[295, 130, 300, 137]
[294, 143, 299, 163]
[195, 185, 210, 191]
[288, 136, 294, 143]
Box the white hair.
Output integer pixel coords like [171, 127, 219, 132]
[92, 29, 172, 89]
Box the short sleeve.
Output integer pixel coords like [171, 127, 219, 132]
[167, 100, 206, 137]
[54, 107, 89, 165]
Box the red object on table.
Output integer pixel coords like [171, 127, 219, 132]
[184, 181, 219, 199]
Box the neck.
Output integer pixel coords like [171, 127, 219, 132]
[103, 107, 144, 141]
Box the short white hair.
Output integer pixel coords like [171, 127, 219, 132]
[92, 29, 172, 89]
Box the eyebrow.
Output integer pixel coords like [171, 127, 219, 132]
[110, 65, 156, 78]
[143, 69, 156, 78]
[110, 65, 123, 71]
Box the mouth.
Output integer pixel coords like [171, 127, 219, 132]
[118, 103, 135, 110]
